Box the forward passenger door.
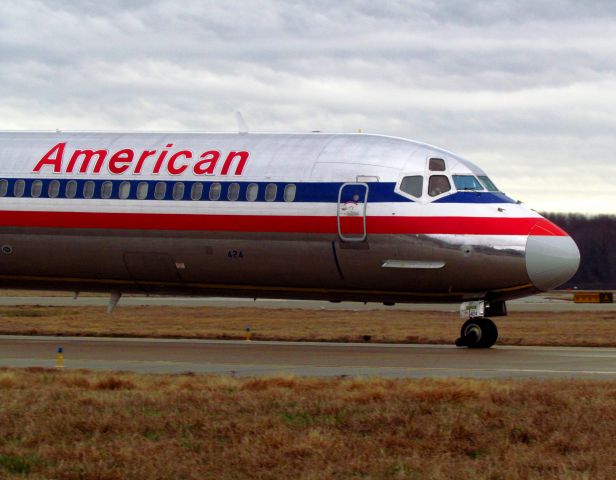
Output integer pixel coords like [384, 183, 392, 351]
[337, 183, 368, 242]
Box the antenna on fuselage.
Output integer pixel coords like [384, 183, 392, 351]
[235, 111, 249, 134]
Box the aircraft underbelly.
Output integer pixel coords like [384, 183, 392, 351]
[0, 227, 530, 301]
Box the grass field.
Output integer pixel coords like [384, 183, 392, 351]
[1, 368, 616, 479]
[0, 305, 614, 347]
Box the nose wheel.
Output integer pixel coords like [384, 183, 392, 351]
[455, 317, 498, 348]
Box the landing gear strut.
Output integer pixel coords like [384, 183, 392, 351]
[455, 300, 505, 349]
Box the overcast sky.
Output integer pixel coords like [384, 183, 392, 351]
[1, 0, 615, 213]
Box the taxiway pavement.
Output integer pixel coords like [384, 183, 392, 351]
[2, 335, 616, 380]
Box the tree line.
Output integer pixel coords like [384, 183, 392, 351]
[543, 212, 616, 289]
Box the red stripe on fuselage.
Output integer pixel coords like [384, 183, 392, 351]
[370, 216, 567, 236]
[0, 211, 567, 236]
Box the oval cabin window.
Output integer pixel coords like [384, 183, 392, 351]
[136, 182, 149, 200]
[265, 183, 277, 202]
[83, 181, 95, 199]
[119, 181, 131, 199]
[101, 181, 113, 199]
[31, 180, 43, 198]
[172, 182, 185, 200]
[65, 180, 77, 199]
[48, 180, 60, 198]
[13, 180, 25, 198]
[227, 183, 240, 201]
[191, 183, 203, 200]
[284, 184, 296, 202]
[209, 183, 222, 201]
[246, 183, 258, 202]
[154, 182, 166, 200]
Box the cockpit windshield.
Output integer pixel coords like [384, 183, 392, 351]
[452, 175, 484, 191]
[428, 175, 451, 197]
[477, 175, 499, 192]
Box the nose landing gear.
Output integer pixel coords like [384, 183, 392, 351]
[455, 317, 498, 348]
[456, 300, 506, 349]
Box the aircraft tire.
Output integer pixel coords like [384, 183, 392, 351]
[459, 318, 498, 349]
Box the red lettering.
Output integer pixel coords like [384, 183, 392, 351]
[153, 144, 173, 174]
[35, 144, 248, 176]
[33, 143, 65, 173]
[221, 151, 249, 175]
[108, 149, 134, 174]
[66, 149, 107, 173]
[193, 151, 220, 175]
[134, 150, 156, 174]
[167, 151, 191, 175]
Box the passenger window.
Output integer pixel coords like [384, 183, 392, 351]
[478, 175, 499, 192]
[191, 182, 203, 200]
[31, 180, 43, 198]
[453, 175, 484, 191]
[428, 175, 451, 197]
[0, 180, 7, 197]
[399, 176, 423, 198]
[265, 183, 277, 202]
[284, 184, 296, 202]
[209, 183, 221, 201]
[172, 182, 185, 200]
[66, 180, 77, 199]
[14, 180, 25, 198]
[227, 183, 240, 201]
[48, 180, 60, 198]
[246, 183, 258, 201]
[154, 182, 166, 200]
[136, 182, 148, 200]
[83, 181, 95, 199]
[101, 181, 113, 199]
[429, 158, 446, 171]
[119, 181, 131, 199]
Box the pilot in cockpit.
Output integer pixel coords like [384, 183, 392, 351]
[428, 175, 451, 197]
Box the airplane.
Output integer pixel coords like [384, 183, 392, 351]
[0, 129, 580, 348]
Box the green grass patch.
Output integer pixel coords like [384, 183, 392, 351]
[280, 411, 316, 427]
[0, 453, 42, 474]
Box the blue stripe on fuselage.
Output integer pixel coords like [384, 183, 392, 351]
[0, 178, 517, 203]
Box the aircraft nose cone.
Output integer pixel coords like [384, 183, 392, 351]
[525, 224, 580, 291]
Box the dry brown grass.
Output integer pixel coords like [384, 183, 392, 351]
[1, 369, 616, 479]
[0, 305, 614, 347]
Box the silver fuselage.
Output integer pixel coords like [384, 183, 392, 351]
[0, 131, 580, 303]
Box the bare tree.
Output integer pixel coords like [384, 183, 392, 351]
[543, 213, 616, 289]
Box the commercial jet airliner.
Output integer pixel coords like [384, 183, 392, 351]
[0, 130, 580, 348]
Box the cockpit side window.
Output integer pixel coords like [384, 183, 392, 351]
[428, 175, 451, 197]
[478, 176, 499, 192]
[453, 175, 484, 191]
[429, 158, 446, 171]
[400, 176, 423, 198]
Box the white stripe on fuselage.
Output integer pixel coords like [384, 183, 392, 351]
[0, 197, 540, 219]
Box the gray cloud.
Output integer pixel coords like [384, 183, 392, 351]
[1, 0, 615, 212]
